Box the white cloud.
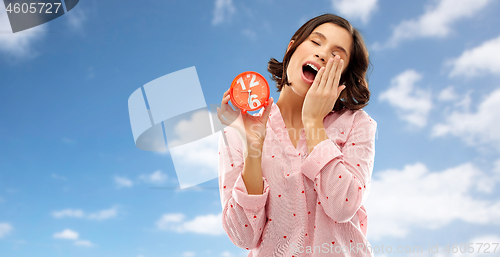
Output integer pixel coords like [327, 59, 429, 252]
[87, 207, 117, 220]
[366, 162, 500, 240]
[51, 173, 67, 181]
[66, 8, 87, 31]
[331, 0, 378, 24]
[432, 87, 500, 151]
[156, 212, 224, 235]
[242, 29, 257, 41]
[383, 0, 492, 48]
[139, 170, 168, 184]
[52, 209, 85, 218]
[379, 70, 432, 127]
[438, 86, 458, 101]
[212, 0, 236, 25]
[0, 4, 46, 59]
[0, 223, 13, 238]
[74, 240, 94, 247]
[167, 109, 213, 148]
[52, 207, 117, 220]
[448, 36, 500, 78]
[220, 252, 234, 257]
[165, 109, 221, 188]
[114, 176, 134, 188]
[183, 252, 196, 257]
[53, 229, 79, 240]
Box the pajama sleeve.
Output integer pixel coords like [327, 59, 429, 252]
[218, 127, 270, 250]
[301, 110, 377, 223]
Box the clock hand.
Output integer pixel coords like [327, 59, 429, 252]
[247, 89, 252, 107]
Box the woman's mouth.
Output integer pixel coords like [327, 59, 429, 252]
[301, 63, 319, 84]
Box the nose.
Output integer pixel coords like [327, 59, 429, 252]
[315, 54, 326, 63]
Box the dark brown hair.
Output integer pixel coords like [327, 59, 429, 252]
[267, 13, 371, 111]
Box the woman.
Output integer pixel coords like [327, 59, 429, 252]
[216, 13, 377, 256]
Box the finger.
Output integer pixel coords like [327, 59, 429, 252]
[222, 94, 230, 105]
[221, 94, 235, 113]
[221, 89, 230, 104]
[326, 55, 341, 92]
[337, 85, 346, 99]
[310, 66, 325, 92]
[223, 88, 230, 99]
[318, 57, 334, 91]
[216, 107, 228, 126]
[333, 59, 344, 96]
[261, 97, 274, 123]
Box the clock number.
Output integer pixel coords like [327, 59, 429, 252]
[250, 95, 261, 108]
[237, 77, 246, 90]
[249, 74, 259, 88]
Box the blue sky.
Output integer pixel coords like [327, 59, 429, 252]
[1, 0, 500, 256]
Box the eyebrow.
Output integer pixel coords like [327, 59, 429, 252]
[310, 32, 349, 58]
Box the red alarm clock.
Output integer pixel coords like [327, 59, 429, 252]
[229, 71, 270, 114]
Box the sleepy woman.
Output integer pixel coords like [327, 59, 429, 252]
[216, 13, 377, 257]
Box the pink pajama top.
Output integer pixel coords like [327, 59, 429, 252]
[218, 102, 377, 257]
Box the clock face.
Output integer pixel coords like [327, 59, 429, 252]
[230, 71, 270, 112]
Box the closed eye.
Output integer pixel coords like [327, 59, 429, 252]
[312, 40, 338, 58]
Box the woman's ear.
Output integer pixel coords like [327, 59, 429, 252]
[286, 40, 294, 54]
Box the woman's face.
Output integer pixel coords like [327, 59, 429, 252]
[285, 22, 352, 97]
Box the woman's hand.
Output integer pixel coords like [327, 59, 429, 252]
[302, 55, 346, 126]
[216, 88, 274, 148]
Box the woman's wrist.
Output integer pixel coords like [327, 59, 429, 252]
[245, 140, 264, 158]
